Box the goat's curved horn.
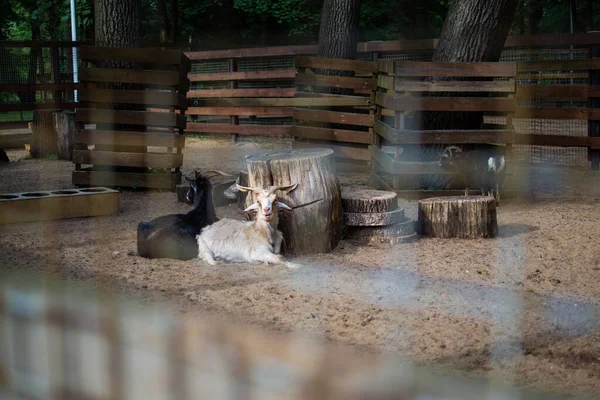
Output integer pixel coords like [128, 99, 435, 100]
[204, 170, 232, 179]
[444, 146, 463, 155]
[270, 183, 298, 194]
[236, 184, 261, 193]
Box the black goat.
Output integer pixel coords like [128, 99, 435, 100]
[438, 146, 506, 203]
[137, 169, 229, 260]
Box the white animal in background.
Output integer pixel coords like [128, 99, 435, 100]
[196, 183, 300, 268]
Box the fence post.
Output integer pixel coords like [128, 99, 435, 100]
[589, 32, 600, 170]
[50, 45, 62, 103]
[228, 57, 239, 143]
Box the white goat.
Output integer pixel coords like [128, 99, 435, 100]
[196, 183, 299, 268]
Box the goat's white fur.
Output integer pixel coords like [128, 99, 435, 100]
[196, 183, 300, 268]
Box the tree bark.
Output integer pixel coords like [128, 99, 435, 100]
[169, 0, 178, 46]
[528, 0, 544, 34]
[342, 190, 398, 213]
[245, 149, 343, 256]
[31, 110, 60, 159]
[344, 209, 405, 227]
[317, 0, 361, 95]
[417, 196, 498, 238]
[94, 0, 142, 48]
[157, 0, 171, 45]
[53, 111, 75, 161]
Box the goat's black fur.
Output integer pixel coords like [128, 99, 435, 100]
[137, 171, 219, 260]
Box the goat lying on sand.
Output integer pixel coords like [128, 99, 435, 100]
[196, 183, 299, 268]
[137, 169, 229, 260]
[438, 145, 506, 202]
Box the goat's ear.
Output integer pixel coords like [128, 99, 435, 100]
[276, 201, 293, 211]
[276, 183, 298, 193]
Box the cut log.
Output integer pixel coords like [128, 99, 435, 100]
[245, 148, 342, 256]
[238, 170, 249, 210]
[31, 109, 60, 158]
[342, 190, 397, 213]
[345, 218, 416, 243]
[417, 196, 497, 239]
[343, 208, 405, 227]
[53, 111, 75, 161]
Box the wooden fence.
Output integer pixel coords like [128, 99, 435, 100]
[71, 46, 190, 190]
[0, 271, 569, 400]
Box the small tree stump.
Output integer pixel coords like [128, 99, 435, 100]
[245, 148, 342, 256]
[342, 190, 397, 213]
[417, 196, 497, 239]
[343, 208, 405, 227]
[31, 109, 59, 158]
[53, 111, 75, 161]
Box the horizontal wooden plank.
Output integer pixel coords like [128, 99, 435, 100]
[370, 145, 451, 175]
[518, 58, 600, 73]
[293, 108, 373, 127]
[361, 39, 438, 53]
[187, 88, 295, 98]
[76, 109, 186, 128]
[374, 120, 514, 145]
[293, 139, 370, 161]
[295, 56, 377, 74]
[79, 87, 187, 109]
[185, 45, 317, 60]
[0, 103, 77, 112]
[76, 130, 185, 147]
[0, 83, 84, 92]
[186, 123, 292, 136]
[0, 121, 30, 130]
[79, 46, 184, 65]
[393, 62, 517, 78]
[394, 79, 516, 93]
[190, 96, 372, 107]
[518, 72, 589, 79]
[187, 107, 293, 116]
[516, 85, 600, 100]
[376, 92, 516, 112]
[296, 73, 376, 92]
[504, 32, 600, 47]
[79, 67, 184, 87]
[73, 150, 183, 169]
[188, 69, 296, 82]
[0, 132, 31, 148]
[293, 125, 371, 144]
[72, 170, 180, 190]
[514, 107, 590, 120]
[513, 133, 600, 149]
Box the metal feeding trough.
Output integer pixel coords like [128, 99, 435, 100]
[0, 187, 120, 225]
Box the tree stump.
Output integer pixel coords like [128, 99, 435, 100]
[342, 190, 397, 213]
[31, 110, 60, 158]
[53, 111, 75, 161]
[245, 148, 342, 256]
[417, 196, 497, 239]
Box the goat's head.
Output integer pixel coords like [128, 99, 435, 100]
[438, 146, 463, 168]
[185, 169, 232, 206]
[237, 183, 298, 223]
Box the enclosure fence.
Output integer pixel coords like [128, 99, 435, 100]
[1, 33, 600, 168]
[0, 271, 570, 400]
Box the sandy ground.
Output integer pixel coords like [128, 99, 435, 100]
[1, 137, 600, 399]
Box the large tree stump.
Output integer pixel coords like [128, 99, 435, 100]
[245, 148, 342, 256]
[31, 109, 59, 158]
[53, 111, 75, 161]
[417, 196, 497, 239]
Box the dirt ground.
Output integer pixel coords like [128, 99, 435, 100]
[1, 137, 600, 399]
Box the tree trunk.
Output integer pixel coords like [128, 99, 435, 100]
[528, 0, 544, 34]
[53, 111, 75, 161]
[245, 149, 342, 256]
[95, 0, 142, 48]
[170, 0, 178, 46]
[157, 0, 171, 45]
[317, 0, 361, 95]
[417, 196, 498, 238]
[31, 110, 60, 159]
